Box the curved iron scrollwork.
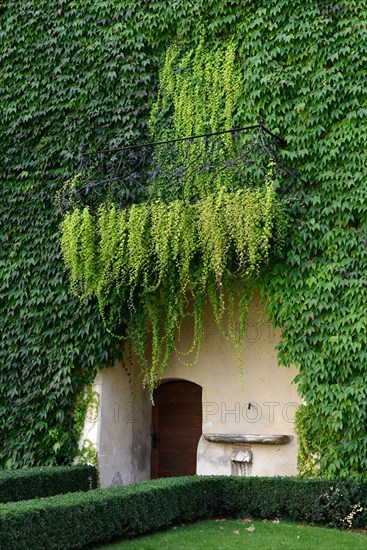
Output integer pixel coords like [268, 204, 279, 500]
[58, 121, 298, 213]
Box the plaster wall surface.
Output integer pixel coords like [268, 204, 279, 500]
[94, 297, 301, 486]
[97, 363, 151, 488]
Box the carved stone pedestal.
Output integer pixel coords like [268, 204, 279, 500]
[231, 448, 253, 476]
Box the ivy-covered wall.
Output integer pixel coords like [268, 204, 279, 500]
[0, 0, 169, 467]
[1, 1, 366, 477]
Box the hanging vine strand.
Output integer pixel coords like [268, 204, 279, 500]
[61, 183, 289, 392]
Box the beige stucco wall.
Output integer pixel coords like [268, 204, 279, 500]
[89, 297, 301, 487]
[96, 364, 151, 488]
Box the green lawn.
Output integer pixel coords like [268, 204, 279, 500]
[93, 518, 367, 549]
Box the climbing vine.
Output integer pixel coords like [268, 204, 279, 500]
[1, 0, 366, 479]
[294, 404, 325, 478]
[73, 385, 100, 468]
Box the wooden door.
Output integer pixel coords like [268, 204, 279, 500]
[151, 381, 202, 478]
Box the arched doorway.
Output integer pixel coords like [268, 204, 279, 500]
[151, 380, 202, 478]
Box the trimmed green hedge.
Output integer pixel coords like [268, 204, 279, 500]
[1, 476, 366, 550]
[0, 465, 98, 504]
[217, 476, 367, 526]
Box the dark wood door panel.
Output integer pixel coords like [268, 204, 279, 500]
[151, 381, 202, 479]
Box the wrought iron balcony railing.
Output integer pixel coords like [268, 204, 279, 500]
[58, 120, 298, 213]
